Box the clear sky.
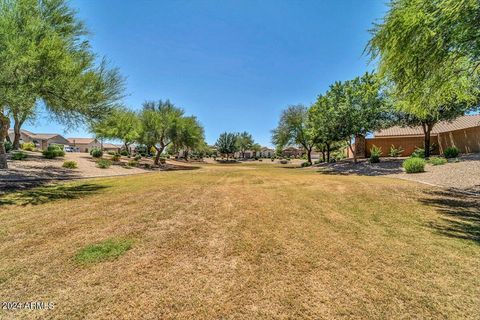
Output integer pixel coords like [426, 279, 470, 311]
[25, 0, 387, 147]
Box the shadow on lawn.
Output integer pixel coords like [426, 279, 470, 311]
[420, 189, 480, 244]
[0, 182, 108, 206]
[315, 158, 404, 176]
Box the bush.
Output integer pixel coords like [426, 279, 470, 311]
[403, 158, 425, 173]
[301, 161, 311, 167]
[90, 147, 103, 158]
[11, 151, 27, 160]
[4, 141, 12, 153]
[127, 160, 138, 167]
[42, 145, 65, 159]
[279, 160, 288, 164]
[21, 142, 35, 151]
[429, 157, 447, 166]
[443, 147, 459, 159]
[134, 154, 142, 161]
[96, 159, 111, 169]
[62, 160, 78, 169]
[388, 144, 404, 157]
[411, 148, 425, 158]
[120, 150, 128, 156]
[107, 151, 115, 155]
[369, 145, 382, 163]
[111, 153, 121, 162]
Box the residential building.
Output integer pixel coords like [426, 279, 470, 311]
[67, 138, 101, 153]
[8, 129, 69, 150]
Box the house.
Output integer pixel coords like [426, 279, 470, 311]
[348, 114, 480, 157]
[67, 138, 101, 153]
[102, 143, 122, 153]
[259, 147, 275, 158]
[282, 147, 304, 158]
[8, 129, 70, 150]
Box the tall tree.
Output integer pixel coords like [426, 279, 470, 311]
[271, 104, 319, 163]
[92, 107, 140, 154]
[236, 131, 254, 158]
[173, 116, 205, 160]
[0, 0, 124, 168]
[368, 0, 480, 157]
[215, 132, 238, 160]
[138, 100, 184, 165]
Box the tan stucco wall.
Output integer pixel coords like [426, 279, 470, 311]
[437, 126, 480, 154]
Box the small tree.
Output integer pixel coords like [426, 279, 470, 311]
[271, 105, 319, 163]
[236, 131, 254, 158]
[93, 108, 140, 154]
[138, 100, 184, 165]
[215, 132, 238, 160]
[173, 116, 205, 160]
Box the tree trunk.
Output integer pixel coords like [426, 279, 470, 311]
[124, 142, 129, 155]
[326, 142, 331, 163]
[348, 140, 357, 164]
[0, 114, 11, 169]
[422, 122, 434, 159]
[154, 145, 165, 165]
[307, 147, 312, 164]
[321, 146, 326, 162]
[12, 118, 23, 150]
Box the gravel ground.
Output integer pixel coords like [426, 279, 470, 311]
[316, 153, 480, 194]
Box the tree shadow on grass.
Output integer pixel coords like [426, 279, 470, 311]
[0, 182, 109, 206]
[419, 189, 480, 244]
[315, 158, 404, 176]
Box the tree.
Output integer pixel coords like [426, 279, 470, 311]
[330, 73, 389, 163]
[368, 0, 480, 157]
[138, 100, 184, 165]
[271, 104, 319, 163]
[215, 132, 238, 160]
[0, 0, 125, 168]
[11, 98, 36, 150]
[173, 116, 205, 160]
[92, 108, 140, 154]
[236, 131, 254, 158]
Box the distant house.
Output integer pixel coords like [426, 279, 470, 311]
[234, 146, 275, 159]
[102, 143, 121, 153]
[259, 147, 275, 158]
[67, 138, 101, 153]
[282, 147, 304, 158]
[8, 129, 69, 150]
[348, 114, 480, 157]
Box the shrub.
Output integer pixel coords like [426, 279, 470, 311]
[403, 158, 425, 173]
[96, 159, 111, 169]
[369, 145, 382, 163]
[429, 157, 447, 166]
[75, 238, 133, 264]
[21, 142, 35, 151]
[120, 150, 128, 156]
[111, 153, 121, 161]
[62, 160, 78, 169]
[11, 151, 27, 160]
[159, 157, 166, 164]
[279, 159, 288, 164]
[90, 147, 103, 158]
[301, 161, 311, 167]
[127, 160, 138, 167]
[107, 151, 115, 155]
[134, 154, 142, 161]
[411, 148, 425, 158]
[388, 145, 404, 157]
[4, 141, 12, 153]
[42, 145, 65, 159]
[443, 147, 459, 159]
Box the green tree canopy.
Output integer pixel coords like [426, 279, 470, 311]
[215, 132, 238, 160]
[236, 131, 254, 158]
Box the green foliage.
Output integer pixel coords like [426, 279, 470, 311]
[96, 159, 111, 169]
[388, 145, 404, 157]
[75, 238, 133, 264]
[119, 150, 128, 156]
[134, 154, 141, 161]
[215, 132, 238, 158]
[301, 161, 311, 167]
[11, 151, 27, 160]
[127, 160, 138, 167]
[92, 108, 140, 152]
[403, 158, 425, 173]
[236, 131, 254, 157]
[443, 147, 459, 158]
[21, 142, 35, 151]
[90, 147, 103, 158]
[111, 153, 121, 161]
[369, 145, 382, 163]
[4, 141, 12, 153]
[62, 160, 78, 169]
[411, 148, 425, 158]
[42, 145, 65, 159]
[428, 157, 447, 166]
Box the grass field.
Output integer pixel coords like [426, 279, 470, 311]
[0, 163, 478, 319]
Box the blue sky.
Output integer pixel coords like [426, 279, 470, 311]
[26, 0, 387, 147]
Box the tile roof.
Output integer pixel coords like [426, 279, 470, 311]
[102, 143, 121, 149]
[67, 137, 97, 144]
[374, 114, 480, 137]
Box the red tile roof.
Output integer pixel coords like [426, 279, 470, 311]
[374, 114, 480, 137]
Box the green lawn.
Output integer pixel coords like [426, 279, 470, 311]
[0, 163, 478, 319]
